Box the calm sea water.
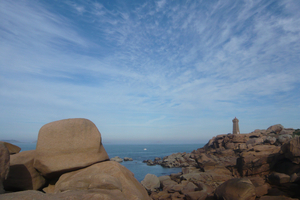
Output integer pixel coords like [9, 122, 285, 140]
[11, 142, 204, 182]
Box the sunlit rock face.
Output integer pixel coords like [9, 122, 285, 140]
[33, 118, 109, 179]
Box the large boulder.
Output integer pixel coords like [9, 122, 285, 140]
[33, 118, 109, 178]
[4, 150, 46, 191]
[54, 161, 151, 200]
[281, 137, 300, 164]
[0, 142, 10, 194]
[267, 124, 284, 134]
[214, 178, 256, 200]
[3, 142, 21, 154]
[141, 174, 160, 193]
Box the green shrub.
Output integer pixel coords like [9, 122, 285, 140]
[293, 129, 300, 136]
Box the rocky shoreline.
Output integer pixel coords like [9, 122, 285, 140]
[1, 120, 300, 200]
[141, 124, 300, 199]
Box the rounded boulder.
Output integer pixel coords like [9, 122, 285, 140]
[214, 178, 256, 200]
[33, 118, 109, 178]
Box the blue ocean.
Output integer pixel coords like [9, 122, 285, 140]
[11, 143, 204, 182]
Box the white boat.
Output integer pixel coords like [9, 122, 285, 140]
[144, 148, 147, 150]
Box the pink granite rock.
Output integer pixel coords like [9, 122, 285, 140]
[33, 118, 109, 178]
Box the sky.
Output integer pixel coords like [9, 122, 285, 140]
[0, 0, 300, 144]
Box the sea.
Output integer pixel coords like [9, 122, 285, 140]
[10, 142, 204, 182]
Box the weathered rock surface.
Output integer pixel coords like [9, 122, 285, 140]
[281, 137, 300, 164]
[3, 142, 21, 155]
[0, 190, 47, 200]
[214, 178, 256, 200]
[54, 161, 150, 200]
[0, 142, 10, 194]
[237, 145, 281, 176]
[4, 150, 46, 191]
[141, 174, 160, 193]
[0, 189, 128, 200]
[33, 118, 109, 178]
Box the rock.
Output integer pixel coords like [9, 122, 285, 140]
[0, 190, 47, 200]
[181, 169, 233, 190]
[3, 142, 21, 154]
[267, 124, 284, 134]
[185, 190, 208, 200]
[43, 181, 56, 193]
[33, 118, 109, 178]
[154, 157, 161, 161]
[0, 142, 10, 194]
[123, 157, 133, 161]
[181, 181, 198, 194]
[110, 156, 123, 162]
[278, 134, 292, 144]
[225, 142, 235, 149]
[146, 160, 155, 166]
[53, 189, 127, 200]
[231, 134, 248, 143]
[279, 128, 295, 135]
[214, 178, 256, 200]
[237, 145, 281, 176]
[246, 138, 264, 146]
[141, 174, 160, 193]
[264, 136, 277, 145]
[182, 167, 201, 174]
[281, 137, 300, 164]
[248, 176, 265, 187]
[158, 175, 171, 183]
[272, 158, 300, 175]
[4, 150, 46, 191]
[161, 178, 178, 190]
[255, 183, 269, 197]
[151, 191, 171, 200]
[268, 172, 290, 185]
[0, 189, 128, 200]
[161, 153, 184, 168]
[259, 196, 298, 200]
[54, 161, 150, 200]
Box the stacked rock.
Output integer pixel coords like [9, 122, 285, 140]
[1, 118, 150, 200]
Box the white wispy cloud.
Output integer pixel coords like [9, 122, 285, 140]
[0, 0, 299, 142]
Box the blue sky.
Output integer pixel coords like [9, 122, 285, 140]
[0, 0, 300, 144]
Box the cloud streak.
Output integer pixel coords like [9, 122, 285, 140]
[0, 0, 300, 142]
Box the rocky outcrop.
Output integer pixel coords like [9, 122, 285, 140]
[110, 156, 123, 162]
[33, 118, 109, 178]
[0, 142, 10, 194]
[146, 124, 300, 199]
[124, 157, 133, 161]
[4, 150, 46, 191]
[0, 118, 150, 200]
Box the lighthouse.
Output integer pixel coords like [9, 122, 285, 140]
[232, 117, 240, 134]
